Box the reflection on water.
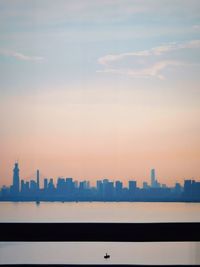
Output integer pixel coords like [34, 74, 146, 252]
[0, 201, 200, 222]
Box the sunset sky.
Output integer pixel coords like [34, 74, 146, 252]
[0, 0, 200, 187]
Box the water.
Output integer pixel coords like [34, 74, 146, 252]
[0, 202, 200, 264]
[1, 201, 200, 222]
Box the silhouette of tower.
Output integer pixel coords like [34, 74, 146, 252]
[13, 162, 20, 194]
[36, 169, 40, 189]
[151, 168, 156, 188]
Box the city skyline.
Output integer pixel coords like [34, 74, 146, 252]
[1, 161, 200, 189]
[0, 0, 200, 185]
[0, 162, 200, 188]
[1, 162, 200, 202]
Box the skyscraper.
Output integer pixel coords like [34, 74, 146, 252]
[151, 168, 156, 188]
[36, 169, 40, 190]
[12, 162, 20, 194]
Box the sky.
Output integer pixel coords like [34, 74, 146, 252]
[0, 0, 200, 187]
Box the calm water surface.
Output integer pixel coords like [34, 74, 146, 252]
[0, 202, 200, 265]
[0, 201, 200, 222]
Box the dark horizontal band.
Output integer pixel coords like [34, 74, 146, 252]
[1, 265, 200, 267]
[0, 222, 200, 242]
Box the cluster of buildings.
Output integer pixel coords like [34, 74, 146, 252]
[0, 163, 200, 202]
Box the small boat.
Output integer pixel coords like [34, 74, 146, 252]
[104, 253, 110, 259]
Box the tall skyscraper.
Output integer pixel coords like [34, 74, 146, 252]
[151, 168, 156, 188]
[36, 169, 40, 189]
[12, 162, 20, 194]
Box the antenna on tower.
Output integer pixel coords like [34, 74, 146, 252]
[15, 157, 19, 165]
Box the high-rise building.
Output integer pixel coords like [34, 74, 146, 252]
[36, 169, 40, 190]
[12, 162, 20, 194]
[151, 168, 156, 188]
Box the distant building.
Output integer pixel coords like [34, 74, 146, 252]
[48, 178, 54, 190]
[57, 178, 66, 194]
[102, 179, 114, 199]
[115, 180, 123, 195]
[36, 170, 40, 190]
[96, 180, 103, 194]
[79, 181, 89, 190]
[129, 180, 137, 192]
[66, 178, 74, 194]
[174, 182, 182, 194]
[21, 180, 25, 193]
[143, 182, 149, 189]
[183, 179, 200, 200]
[151, 168, 156, 188]
[12, 162, 20, 194]
[184, 180, 192, 194]
[30, 180, 37, 192]
[150, 168, 160, 188]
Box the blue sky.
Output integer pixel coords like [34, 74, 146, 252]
[0, 0, 200, 185]
[0, 0, 200, 91]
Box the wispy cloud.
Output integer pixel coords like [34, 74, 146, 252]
[0, 49, 44, 62]
[10, 52, 43, 61]
[97, 61, 183, 80]
[98, 50, 151, 66]
[98, 40, 200, 65]
[97, 40, 200, 79]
